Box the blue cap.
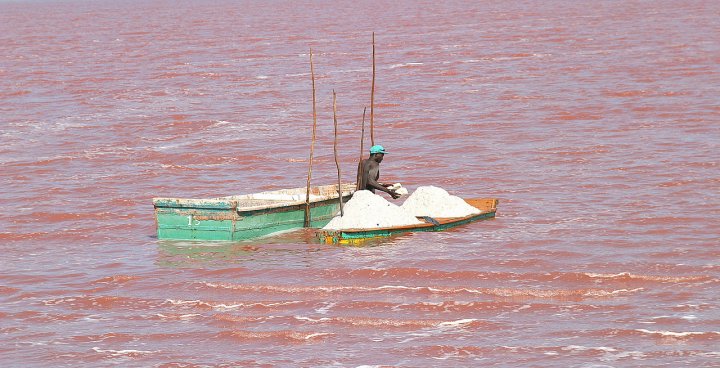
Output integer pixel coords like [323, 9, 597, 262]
[369, 145, 388, 154]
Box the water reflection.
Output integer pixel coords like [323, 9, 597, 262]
[155, 228, 419, 268]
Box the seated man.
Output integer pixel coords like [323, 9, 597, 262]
[356, 145, 400, 199]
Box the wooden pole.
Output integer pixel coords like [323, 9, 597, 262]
[356, 107, 366, 191]
[359, 107, 366, 162]
[370, 32, 376, 146]
[304, 47, 318, 227]
[332, 90, 344, 216]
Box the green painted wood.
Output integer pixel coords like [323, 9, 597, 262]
[153, 198, 236, 209]
[155, 196, 350, 241]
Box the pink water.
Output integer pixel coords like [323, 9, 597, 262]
[1, 0, 719, 366]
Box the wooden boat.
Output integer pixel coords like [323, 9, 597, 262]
[153, 183, 355, 241]
[317, 198, 498, 244]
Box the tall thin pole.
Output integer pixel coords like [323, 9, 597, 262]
[359, 107, 367, 162]
[332, 90, 343, 217]
[356, 107, 366, 191]
[304, 47, 318, 227]
[370, 32, 376, 146]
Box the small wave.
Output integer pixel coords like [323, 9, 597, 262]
[72, 332, 135, 343]
[163, 298, 302, 311]
[162, 299, 215, 310]
[314, 302, 336, 315]
[582, 288, 644, 297]
[214, 314, 267, 323]
[216, 330, 331, 342]
[437, 318, 479, 328]
[202, 282, 452, 294]
[561, 345, 617, 352]
[91, 347, 158, 357]
[43, 295, 156, 310]
[584, 272, 711, 283]
[389, 62, 424, 69]
[635, 329, 720, 339]
[92, 275, 141, 284]
[285, 71, 310, 77]
[154, 313, 201, 321]
[480, 287, 643, 298]
[398, 345, 489, 359]
[590, 328, 720, 343]
[559, 345, 646, 360]
[199, 282, 642, 299]
[291, 316, 487, 329]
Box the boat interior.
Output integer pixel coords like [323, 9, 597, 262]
[220, 183, 356, 210]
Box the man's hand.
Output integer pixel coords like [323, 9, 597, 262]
[388, 189, 401, 199]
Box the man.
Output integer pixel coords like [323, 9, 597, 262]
[356, 145, 400, 199]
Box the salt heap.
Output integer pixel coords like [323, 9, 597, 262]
[323, 190, 422, 230]
[401, 186, 481, 218]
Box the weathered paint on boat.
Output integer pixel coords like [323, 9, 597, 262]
[316, 198, 498, 244]
[153, 183, 355, 241]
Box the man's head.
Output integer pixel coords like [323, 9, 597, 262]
[369, 145, 387, 162]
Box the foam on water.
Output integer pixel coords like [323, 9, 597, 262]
[635, 329, 720, 338]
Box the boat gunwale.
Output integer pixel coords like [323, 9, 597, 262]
[153, 183, 355, 211]
[236, 194, 354, 215]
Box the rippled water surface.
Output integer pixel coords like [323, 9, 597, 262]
[1, 0, 719, 366]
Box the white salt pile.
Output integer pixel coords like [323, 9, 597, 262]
[322, 190, 422, 230]
[401, 186, 480, 218]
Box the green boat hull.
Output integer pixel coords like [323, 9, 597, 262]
[154, 184, 354, 241]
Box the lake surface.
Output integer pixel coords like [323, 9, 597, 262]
[1, 0, 718, 366]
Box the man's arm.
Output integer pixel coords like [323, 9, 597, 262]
[366, 164, 400, 199]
